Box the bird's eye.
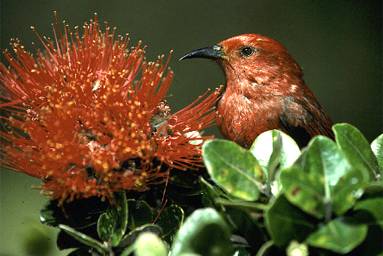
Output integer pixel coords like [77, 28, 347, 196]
[240, 46, 255, 57]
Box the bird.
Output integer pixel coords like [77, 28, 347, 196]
[179, 34, 334, 148]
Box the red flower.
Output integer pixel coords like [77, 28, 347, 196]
[0, 15, 220, 202]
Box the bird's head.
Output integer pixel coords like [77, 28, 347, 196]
[180, 34, 302, 87]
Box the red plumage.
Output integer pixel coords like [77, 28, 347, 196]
[181, 34, 333, 147]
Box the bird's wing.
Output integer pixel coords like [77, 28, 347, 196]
[279, 96, 334, 147]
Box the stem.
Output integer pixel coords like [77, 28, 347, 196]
[324, 201, 332, 223]
[256, 241, 274, 256]
[215, 198, 269, 211]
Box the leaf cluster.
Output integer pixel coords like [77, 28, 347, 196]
[40, 123, 383, 255]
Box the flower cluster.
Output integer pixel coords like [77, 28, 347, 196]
[0, 15, 220, 202]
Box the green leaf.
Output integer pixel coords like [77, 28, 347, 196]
[112, 192, 128, 245]
[362, 182, 383, 198]
[66, 248, 92, 256]
[127, 199, 154, 230]
[351, 221, 383, 255]
[97, 211, 115, 242]
[233, 248, 252, 256]
[97, 192, 128, 246]
[333, 123, 379, 181]
[255, 241, 275, 256]
[280, 136, 365, 218]
[133, 232, 168, 256]
[171, 208, 234, 256]
[306, 218, 368, 254]
[225, 207, 268, 250]
[203, 139, 264, 201]
[40, 202, 58, 227]
[200, 177, 227, 209]
[59, 224, 109, 254]
[265, 195, 316, 246]
[40, 197, 108, 228]
[119, 224, 162, 249]
[371, 133, 383, 176]
[156, 204, 184, 242]
[215, 198, 268, 211]
[354, 198, 383, 228]
[250, 129, 300, 178]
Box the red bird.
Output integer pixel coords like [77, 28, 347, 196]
[180, 34, 333, 148]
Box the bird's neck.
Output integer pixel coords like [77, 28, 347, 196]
[221, 55, 305, 97]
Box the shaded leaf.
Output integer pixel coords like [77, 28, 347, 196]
[97, 192, 128, 246]
[40, 202, 59, 227]
[156, 204, 184, 242]
[333, 123, 379, 181]
[119, 224, 162, 249]
[59, 224, 109, 254]
[171, 208, 233, 256]
[265, 195, 316, 246]
[255, 241, 275, 256]
[200, 177, 227, 209]
[111, 192, 128, 245]
[362, 182, 383, 199]
[225, 207, 268, 252]
[57, 225, 99, 250]
[306, 218, 368, 254]
[280, 136, 365, 218]
[350, 223, 383, 256]
[127, 199, 154, 230]
[66, 248, 92, 256]
[203, 139, 264, 201]
[215, 198, 268, 211]
[57, 230, 84, 250]
[353, 198, 383, 228]
[233, 248, 252, 256]
[40, 197, 108, 228]
[97, 211, 115, 243]
[371, 133, 383, 176]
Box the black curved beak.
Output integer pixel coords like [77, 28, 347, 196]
[179, 45, 224, 61]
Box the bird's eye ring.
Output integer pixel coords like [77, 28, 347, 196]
[240, 46, 255, 57]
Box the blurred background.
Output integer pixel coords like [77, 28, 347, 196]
[0, 0, 381, 255]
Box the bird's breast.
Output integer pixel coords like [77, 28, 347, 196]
[216, 91, 282, 148]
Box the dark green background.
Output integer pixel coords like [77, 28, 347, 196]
[0, 0, 381, 255]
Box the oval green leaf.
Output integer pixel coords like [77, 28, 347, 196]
[280, 136, 365, 218]
[306, 218, 368, 254]
[371, 133, 383, 176]
[265, 195, 315, 246]
[354, 198, 383, 228]
[156, 204, 184, 242]
[59, 224, 109, 254]
[97, 192, 128, 246]
[97, 211, 116, 242]
[171, 208, 233, 256]
[333, 123, 379, 181]
[200, 177, 227, 209]
[203, 139, 264, 201]
[119, 224, 162, 249]
[127, 199, 154, 230]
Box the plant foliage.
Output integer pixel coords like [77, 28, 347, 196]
[39, 123, 383, 255]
